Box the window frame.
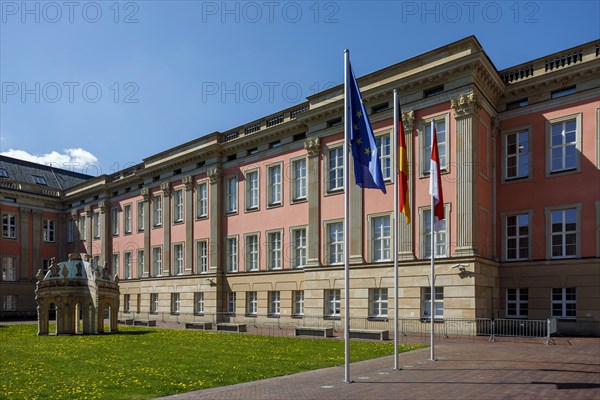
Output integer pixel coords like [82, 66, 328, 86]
[502, 211, 532, 261]
[503, 127, 532, 181]
[79, 214, 86, 241]
[267, 229, 283, 270]
[93, 211, 100, 239]
[196, 181, 209, 219]
[173, 189, 184, 223]
[546, 113, 582, 176]
[268, 291, 281, 316]
[290, 226, 307, 268]
[506, 288, 529, 319]
[419, 204, 451, 259]
[324, 289, 341, 318]
[551, 287, 576, 320]
[151, 246, 162, 277]
[227, 236, 238, 272]
[1, 256, 17, 281]
[195, 239, 209, 273]
[267, 162, 283, 207]
[112, 253, 120, 278]
[369, 213, 391, 262]
[246, 291, 257, 316]
[111, 207, 119, 236]
[244, 232, 260, 272]
[2, 213, 16, 239]
[293, 290, 304, 316]
[325, 220, 344, 265]
[150, 293, 159, 314]
[42, 219, 56, 243]
[171, 293, 180, 314]
[123, 203, 132, 234]
[137, 249, 144, 278]
[3, 294, 17, 311]
[291, 156, 307, 202]
[325, 145, 344, 193]
[227, 292, 236, 315]
[136, 201, 145, 232]
[173, 243, 185, 275]
[422, 287, 444, 321]
[546, 204, 581, 259]
[226, 175, 238, 214]
[375, 131, 392, 181]
[369, 288, 389, 318]
[419, 114, 450, 177]
[124, 251, 133, 279]
[152, 195, 162, 227]
[194, 292, 204, 315]
[245, 169, 260, 211]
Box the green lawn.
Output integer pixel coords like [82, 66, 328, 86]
[0, 324, 424, 399]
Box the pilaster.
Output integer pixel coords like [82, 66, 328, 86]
[451, 92, 481, 256]
[207, 165, 223, 313]
[84, 206, 92, 250]
[400, 110, 416, 260]
[161, 182, 172, 276]
[31, 210, 42, 278]
[99, 200, 111, 271]
[19, 208, 31, 280]
[183, 176, 194, 275]
[349, 155, 363, 264]
[141, 188, 151, 278]
[304, 137, 321, 267]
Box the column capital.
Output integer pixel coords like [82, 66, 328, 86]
[99, 201, 108, 214]
[161, 182, 171, 197]
[451, 92, 481, 118]
[141, 187, 150, 201]
[84, 206, 92, 217]
[70, 209, 78, 219]
[183, 176, 193, 191]
[304, 137, 321, 158]
[207, 166, 222, 184]
[401, 110, 415, 133]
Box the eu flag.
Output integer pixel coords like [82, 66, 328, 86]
[348, 61, 386, 193]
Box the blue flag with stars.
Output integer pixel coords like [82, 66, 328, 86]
[348, 61, 386, 193]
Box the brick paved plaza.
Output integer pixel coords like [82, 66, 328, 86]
[158, 336, 600, 400]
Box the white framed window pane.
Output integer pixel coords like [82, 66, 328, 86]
[197, 183, 208, 217]
[325, 289, 341, 317]
[245, 235, 259, 271]
[228, 238, 238, 272]
[328, 148, 344, 191]
[197, 241, 208, 273]
[293, 290, 304, 315]
[227, 177, 238, 213]
[328, 222, 343, 264]
[247, 171, 259, 209]
[372, 216, 391, 261]
[293, 229, 307, 268]
[423, 209, 447, 258]
[376, 135, 391, 180]
[194, 292, 204, 314]
[293, 159, 307, 200]
[269, 232, 282, 270]
[268, 165, 282, 205]
[174, 191, 184, 222]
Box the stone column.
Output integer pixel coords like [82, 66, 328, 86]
[349, 155, 363, 264]
[161, 182, 172, 276]
[71, 210, 79, 249]
[451, 92, 481, 256]
[99, 201, 111, 270]
[84, 206, 92, 250]
[183, 176, 194, 275]
[207, 166, 222, 272]
[19, 208, 31, 280]
[304, 137, 321, 267]
[32, 210, 42, 275]
[141, 188, 151, 278]
[399, 110, 416, 260]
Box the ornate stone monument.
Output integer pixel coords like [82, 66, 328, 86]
[35, 254, 120, 335]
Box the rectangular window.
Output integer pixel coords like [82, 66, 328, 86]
[194, 292, 204, 314]
[422, 287, 444, 320]
[227, 237, 238, 272]
[174, 244, 184, 275]
[150, 293, 159, 313]
[226, 176, 238, 213]
[124, 204, 132, 234]
[423, 209, 447, 258]
[324, 289, 341, 317]
[227, 292, 236, 314]
[327, 222, 344, 264]
[67, 218, 74, 243]
[550, 119, 577, 173]
[552, 288, 576, 319]
[292, 159, 307, 201]
[171, 293, 180, 314]
[152, 196, 162, 226]
[551, 208, 577, 258]
[79, 215, 86, 240]
[506, 288, 528, 318]
[93, 212, 100, 239]
[292, 228, 307, 268]
[137, 202, 144, 231]
[293, 290, 304, 316]
[246, 170, 259, 210]
[3, 295, 17, 311]
[423, 119, 447, 173]
[369, 288, 388, 318]
[245, 234, 259, 272]
[372, 216, 391, 261]
[269, 291, 281, 316]
[152, 247, 162, 276]
[3, 213, 16, 239]
[1, 256, 17, 281]
[42, 259, 51, 275]
[246, 291, 257, 315]
[268, 164, 282, 206]
[197, 182, 208, 218]
[196, 240, 208, 273]
[506, 214, 529, 260]
[124, 294, 131, 313]
[42, 219, 55, 243]
[137, 250, 144, 278]
[111, 208, 119, 236]
[33, 175, 47, 185]
[268, 231, 282, 270]
[112, 254, 119, 278]
[124, 252, 132, 279]
[328, 147, 344, 191]
[174, 190, 184, 222]
[376, 135, 391, 180]
[506, 130, 529, 179]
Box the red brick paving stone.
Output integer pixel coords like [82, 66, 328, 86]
[156, 337, 600, 400]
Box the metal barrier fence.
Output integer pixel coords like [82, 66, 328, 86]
[117, 311, 562, 344]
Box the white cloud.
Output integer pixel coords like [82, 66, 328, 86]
[1, 148, 99, 173]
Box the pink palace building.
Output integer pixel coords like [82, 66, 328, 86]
[1, 36, 599, 336]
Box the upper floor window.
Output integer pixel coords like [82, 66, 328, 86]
[2, 214, 16, 239]
[372, 216, 391, 262]
[550, 208, 577, 258]
[137, 250, 144, 278]
[292, 228, 307, 268]
[124, 204, 132, 234]
[227, 237, 238, 272]
[67, 219, 74, 243]
[93, 212, 100, 239]
[79, 215, 86, 240]
[174, 244, 184, 275]
[547, 114, 581, 175]
[376, 134, 391, 180]
[506, 213, 529, 261]
[292, 158, 307, 201]
[505, 130, 529, 180]
[422, 117, 447, 174]
[152, 247, 162, 277]
[42, 219, 55, 243]
[124, 252, 132, 279]
[268, 164, 282, 206]
[152, 196, 162, 226]
[422, 207, 448, 258]
[328, 147, 344, 192]
[268, 231, 282, 270]
[245, 234, 259, 272]
[196, 240, 208, 273]
[0, 168, 8, 178]
[1, 256, 17, 281]
[174, 190, 184, 223]
[197, 182, 208, 218]
[226, 176, 238, 213]
[327, 222, 344, 265]
[137, 202, 144, 231]
[32, 175, 47, 185]
[246, 170, 259, 210]
[111, 208, 119, 236]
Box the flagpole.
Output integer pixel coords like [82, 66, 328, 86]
[430, 120, 436, 362]
[393, 89, 400, 370]
[343, 48, 351, 384]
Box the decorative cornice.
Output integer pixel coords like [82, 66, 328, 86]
[160, 182, 171, 197]
[141, 187, 150, 201]
[207, 166, 222, 184]
[304, 137, 321, 158]
[183, 176, 193, 191]
[451, 92, 481, 118]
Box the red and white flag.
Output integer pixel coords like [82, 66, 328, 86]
[428, 121, 444, 232]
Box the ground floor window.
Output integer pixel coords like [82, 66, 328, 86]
[3, 294, 16, 311]
[506, 288, 528, 318]
[194, 292, 204, 315]
[246, 291, 257, 315]
[552, 288, 576, 320]
[369, 288, 388, 318]
[324, 289, 341, 318]
[150, 293, 158, 313]
[422, 287, 444, 320]
[227, 292, 236, 315]
[171, 293, 180, 314]
[293, 290, 304, 316]
[123, 294, 131, 313]
[268, 291, 280, 316]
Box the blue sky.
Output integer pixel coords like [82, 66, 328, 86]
[1, 0, 598, 176]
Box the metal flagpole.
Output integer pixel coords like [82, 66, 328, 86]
[430, 120, 436, 362]
[393, 89, 400, 370]
[343, 48, 351, 384]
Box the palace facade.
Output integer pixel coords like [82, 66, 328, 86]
[1, 36, 599, 335]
